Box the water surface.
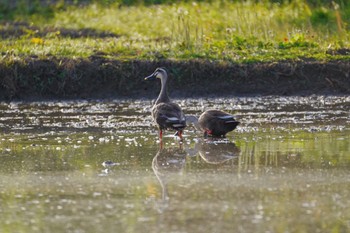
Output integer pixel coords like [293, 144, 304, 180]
[0, 96, 349, 233]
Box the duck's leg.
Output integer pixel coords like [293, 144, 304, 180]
[203, 130, 208, 138]
[203, 129, 212, 138]
[173, 131, 183, 141]
[177, 130, 183, 141]
[159, 130, 163, 141]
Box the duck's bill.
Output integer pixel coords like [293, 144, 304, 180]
[144, 73, 157, 80]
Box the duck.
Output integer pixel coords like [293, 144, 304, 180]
[186, 110, 240, 137]
[145, 68, 186, 141]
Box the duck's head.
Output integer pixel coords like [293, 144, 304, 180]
[144, 67, 168, 81]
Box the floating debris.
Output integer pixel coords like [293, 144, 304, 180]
[101, 160, 120, 168]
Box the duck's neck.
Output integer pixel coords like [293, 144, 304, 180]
[186, 115, 201, 131]
[155, 74, 170, 104]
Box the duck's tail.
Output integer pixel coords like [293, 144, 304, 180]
[225, 120, 240, 131]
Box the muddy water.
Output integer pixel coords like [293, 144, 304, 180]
[0, 96, 349, 233]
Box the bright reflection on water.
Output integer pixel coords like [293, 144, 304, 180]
[0, 96, 350, 233]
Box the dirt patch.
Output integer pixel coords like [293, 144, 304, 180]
[0, 56, 349, 101]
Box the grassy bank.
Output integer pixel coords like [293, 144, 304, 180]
[0, 0, 350, 62]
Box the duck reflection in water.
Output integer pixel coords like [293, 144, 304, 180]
[152, 146, 187, 212]
[195, 138, 241, 164]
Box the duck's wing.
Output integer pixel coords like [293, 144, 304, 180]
[205, 110, 239, 123]
[152, 103, 186, 130]
[216, 113, 239, 124]
[199, 110, 240, 136]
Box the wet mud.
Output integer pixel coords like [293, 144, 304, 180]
[0, 57, 350, 101]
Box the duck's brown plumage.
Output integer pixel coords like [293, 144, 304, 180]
[198, 110, 239, 137]
[152, 102, 186, 131]
[145, 68, 186, 140]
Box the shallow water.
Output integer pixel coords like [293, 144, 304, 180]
[0, 96, 350, 233]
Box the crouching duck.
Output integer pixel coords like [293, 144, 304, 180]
[145, 68, 186, 141]
[186, 110, 240, 137]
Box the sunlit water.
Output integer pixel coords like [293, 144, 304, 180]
[0, 96, 349, 233]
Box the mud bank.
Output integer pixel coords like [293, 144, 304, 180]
[0, 57, 349, 100]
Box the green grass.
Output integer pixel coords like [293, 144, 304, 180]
[0, 0, 350, 63]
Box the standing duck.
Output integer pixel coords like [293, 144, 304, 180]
[145, 68, 186, 141]
[187, 110, 240, 137]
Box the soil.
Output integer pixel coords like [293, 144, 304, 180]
[0, 56, 349, 101]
